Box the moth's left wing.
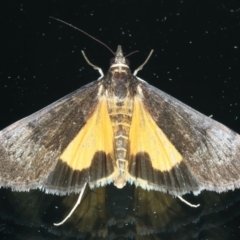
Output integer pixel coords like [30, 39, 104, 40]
[0, 81, 116, 194]
[128, 79, 240, 196]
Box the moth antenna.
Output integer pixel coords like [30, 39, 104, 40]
[124, 50, 139, 58]
[49, 16, 115, 55]
[133, 49, 154, 76]
[54, 183, 87, 226]
[177, 195, 200, 208]
[81, 51, 104, 78]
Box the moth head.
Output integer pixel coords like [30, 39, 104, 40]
[110, 46, 129, 69]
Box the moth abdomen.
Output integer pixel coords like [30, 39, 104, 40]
[108, 98, 133, 188]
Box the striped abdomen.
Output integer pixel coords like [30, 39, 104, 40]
[108, 96, 134, 188]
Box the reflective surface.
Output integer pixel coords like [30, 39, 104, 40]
[1, 184, 240, 239]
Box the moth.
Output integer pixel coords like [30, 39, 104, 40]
[1, 43, 240, 199]
[1, 17, 240, 210]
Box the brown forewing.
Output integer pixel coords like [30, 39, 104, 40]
[0, 80, 103, 194]
[134, 80, 240, 195]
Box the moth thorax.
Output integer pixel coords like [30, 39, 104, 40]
[112, 72, 130, 100]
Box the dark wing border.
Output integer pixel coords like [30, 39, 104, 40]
[136, 78, 240, 195]
[0, 80, 102, 194]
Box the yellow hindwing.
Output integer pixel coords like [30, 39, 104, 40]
[60, 96, 115, 173]
[129, 96, 182, 172]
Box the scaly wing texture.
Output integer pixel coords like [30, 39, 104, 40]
[0, 81, 115, 194]
[128, 80, 240, 196]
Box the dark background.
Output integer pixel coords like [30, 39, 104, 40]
[1, 0, 240, 239]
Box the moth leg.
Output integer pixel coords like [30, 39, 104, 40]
[133, 49, 154, 76]
[54, 183, 87, 226]
[177, 195, 200, 208]
[81, 51, 104, 78]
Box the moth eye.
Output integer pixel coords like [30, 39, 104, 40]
[125, 58, 130, 66]
[110, 57, 115, 65]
